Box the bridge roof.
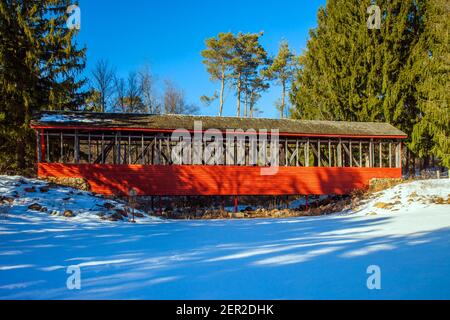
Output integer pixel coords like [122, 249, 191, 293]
[31, 111, 407, 138]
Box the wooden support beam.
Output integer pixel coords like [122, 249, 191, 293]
[328, 140, 332, 167]
[166, 138, 172, 165]
[115, 132, 120, 164]
[369, 139, 374, 167]
[287, 141, 297, 166]
[128, 135, 132, 165]
[379, 142, 383, 168]
[45, 131, 50, 162]
[285, 139, 288, 166]
[389, 142, 392, 168]
[60, 132, 64, 162]
[359, 142, 363, 168]
[305, 138, 310, 167]
[310, 141, 319, 166]
[349, 141, 352, 167]
[395, 142, 401, 168]
[337, 138, 342, 167]
[74, 130, 79, 164]
[141, 134, 145, 165]
[342, 142, 358, 168]
[101, 133, 105, 164]
[88, 133, 91, 164]
[317, 140, 321, 167]
[36, 131, 42, 163]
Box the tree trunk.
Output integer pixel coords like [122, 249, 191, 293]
[281, 81, 286, 118]
[236, 75, 241, 117]
[219, 68, 225, 116]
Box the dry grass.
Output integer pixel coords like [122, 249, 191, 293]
[369, 178, 404, 193]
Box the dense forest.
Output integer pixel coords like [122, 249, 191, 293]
[0, 0, 448, 174]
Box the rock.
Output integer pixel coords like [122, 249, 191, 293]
[108, 213, 123, 221]
[63, 197, 71, 201]
[115, 209, 128, 217]
[63, 210, 75, 218]
[45, 177, 90, 191]
[0, 196, 14, 205]
[40, 207, 48, 213]
[133, 212, 144, 218]
[232, 212, 245, 219]
[374, 202, 395, 209]
[24, 186, 36, 193]
[103, 202, 115, 210]
[39, 186, 50, 193]
[243, 206, 253, 212]
[28, 203, 42, 211]
[50, 210, 59, 216]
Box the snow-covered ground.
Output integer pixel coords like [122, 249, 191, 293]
[0, 176, 449, 300]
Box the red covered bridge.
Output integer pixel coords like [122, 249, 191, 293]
[31, 111, 406, 198]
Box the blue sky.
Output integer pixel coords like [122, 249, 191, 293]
[76, 0, 325, 118]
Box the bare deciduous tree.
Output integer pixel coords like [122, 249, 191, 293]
[139, 65, 161, 114]
[91, 59, 115, 112]
[163, 80, 198, 115]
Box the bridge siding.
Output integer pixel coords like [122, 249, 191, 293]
[38, 163, 401, 196]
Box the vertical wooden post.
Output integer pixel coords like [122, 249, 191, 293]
[317, 140, 321, 167]
[40, 130, 46, 163]
[305, 138, 310, 167]
[60, 132, 64, 162]
[234, 196, 238, 213]
[296, 140, 299, 166]
[36, 131, 42, 163]
[74, 130, 80, 163]
[141, 134, 145, 165]
[337, 138, 342, 167]
[379, 142, 383, 168]
[46, 131, 50, 162]
[88, 132, 91, 164]
[395, 142, 401, 168]
[285, 139, 288, 166]
[114, 132, 119, 164]
[359, 142, 362, 168]
[305, 195, 309, 211]
[328, 140, 332, 167]
[369, 139, 374, 167]
[101, 133, 105, 164]
[128, 135, 131, 165]
[389, 142, 392, 168]
[349, 141, 353, 167]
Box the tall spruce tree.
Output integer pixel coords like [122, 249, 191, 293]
[290, 0, 446, 168]
[410, 0, 449, 167]
[0, 0, 86, 172]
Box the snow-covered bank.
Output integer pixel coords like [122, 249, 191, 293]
[0, 176, 157, 223]
[0, 177, 449, 299]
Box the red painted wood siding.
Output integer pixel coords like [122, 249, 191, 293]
[38, 163, 402, 196]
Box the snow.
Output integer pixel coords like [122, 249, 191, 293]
[1, 176, 449, 299]
[39, 114, 111, 123]
[0, 176, 155, 224]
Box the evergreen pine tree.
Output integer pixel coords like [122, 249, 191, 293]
[411, 0, 449, 167]
[263, 40, 298, 118]
[0, 0, 86, 172]
[290, 0, 446, 167]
